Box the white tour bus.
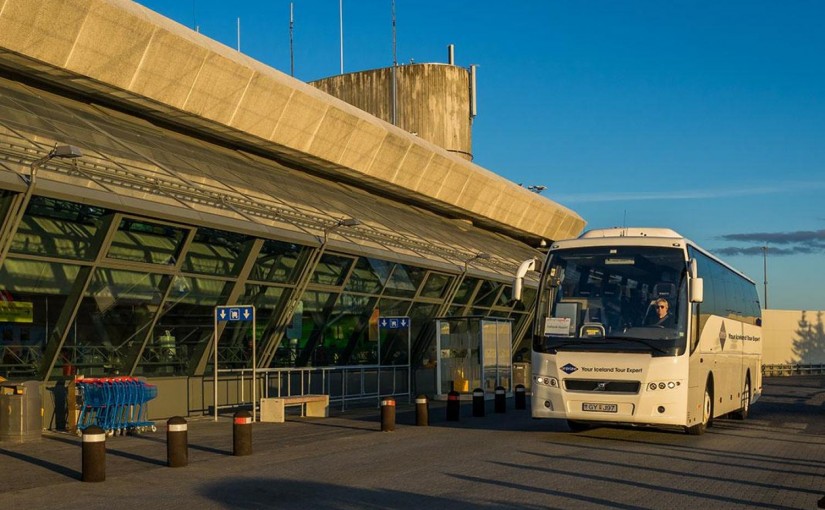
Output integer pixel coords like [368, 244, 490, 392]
[514, 227, 762, 434]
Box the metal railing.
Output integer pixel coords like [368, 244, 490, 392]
[762, 363, 825, 376]
[221, 364, 411, 412]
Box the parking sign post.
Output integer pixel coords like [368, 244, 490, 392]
[213, 305, 256, 422]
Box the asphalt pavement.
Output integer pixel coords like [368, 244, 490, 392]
[1, 376, 823, 509]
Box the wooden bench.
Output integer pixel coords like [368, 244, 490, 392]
[260, 394, 329, 423]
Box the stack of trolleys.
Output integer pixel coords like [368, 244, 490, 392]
[75, 377, 158, 436]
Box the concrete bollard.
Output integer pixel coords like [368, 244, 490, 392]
[380, 397, 396, 432]
[415, 394, 429, 426]
[166, 416, 188, 467]
[514, 384, 527, 410]
[233, 410, 253, 456]
[472, 388, 485, 417]
[494, 386, 506, 413]
[81, 425, 106, 483]
[446, 390, 460, 421]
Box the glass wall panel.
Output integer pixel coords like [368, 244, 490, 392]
[521, 287, 537, 312]
[511, 312, 533, 361]
[251, 239, 308, 284]
[473, 280, 503, 308]
[447, 305, 464, 317]
[419, 272, 453, 299]
[182, 228, 252, 276]
[239, 284, 288, 366]
[327, 294, 378, 365]
[0, 259, 81, 379]
[383, 264, 426, 298]
[495, 285, 514, 307]
[292, 290, 337, 366]
[12, 197, 107, 260]
[376, 297, 411, 318]
[69, 268, 165, 376]
[0, 190, 14, 228]
[389, 302, 436, 365]
[106, 218, 187, 265]
[310, 254, 354, 287]
[142, 275, 231, 375]
[344, 257, 391, 294]
[452, 277, 480, 305]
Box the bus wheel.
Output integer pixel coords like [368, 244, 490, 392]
[732, 378, 750, 420]
[567, 420, 591, 432]
[687, 385, 713, 435]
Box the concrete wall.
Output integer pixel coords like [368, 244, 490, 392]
[762, 309, 825, 365]
[311, 64, 473, 160]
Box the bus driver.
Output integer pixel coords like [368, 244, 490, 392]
[652, 297, 675, 328]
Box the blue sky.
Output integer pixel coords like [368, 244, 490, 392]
[134, 0, 825, 311]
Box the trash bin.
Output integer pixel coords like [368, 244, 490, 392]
[512, 362, 532, 391]
[0, 380, 42, 442]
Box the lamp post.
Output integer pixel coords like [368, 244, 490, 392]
[463, 252, 490, 273]
[323, 217, 360, 244]
[0, 144, 82, 268]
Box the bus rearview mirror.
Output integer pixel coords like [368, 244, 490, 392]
[512, 258, 537, 302]
[690, 277, 704, 303]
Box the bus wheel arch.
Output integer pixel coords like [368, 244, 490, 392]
[686, 375, 714, 435]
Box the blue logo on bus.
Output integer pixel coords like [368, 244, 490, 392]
[561, 363, 578, 374]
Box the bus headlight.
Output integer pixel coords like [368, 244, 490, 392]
[648, 380, 681, 391]
[535, 375, 559, 388]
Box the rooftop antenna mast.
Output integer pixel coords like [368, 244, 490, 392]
[339, 0, 344, 74]
[237, 17, 241, 52]
[391, 0, 397, 125]
[290, 3, 295, 77]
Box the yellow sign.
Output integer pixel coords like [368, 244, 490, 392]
[0, 302, 33, 323]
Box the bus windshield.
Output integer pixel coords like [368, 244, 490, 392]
[536, 246, 688, 357]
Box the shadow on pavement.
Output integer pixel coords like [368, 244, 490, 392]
[0, 446, 81, 481]
[199, 477, 528, 510]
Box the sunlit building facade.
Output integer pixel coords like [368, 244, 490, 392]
[0, 0, 584, 417]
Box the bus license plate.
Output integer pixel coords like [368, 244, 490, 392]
[582, 402, 618, 413]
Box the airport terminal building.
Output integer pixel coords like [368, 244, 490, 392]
[0, 0, 584, 419]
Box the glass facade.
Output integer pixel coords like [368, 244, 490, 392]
[0, 192, 537, 379]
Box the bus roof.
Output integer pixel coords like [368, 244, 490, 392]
[579, 227, 682, 239]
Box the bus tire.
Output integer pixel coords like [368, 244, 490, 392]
[686, 384, 713, 435]
[732, 377, 751, 420]
[567, 420, 591, 432]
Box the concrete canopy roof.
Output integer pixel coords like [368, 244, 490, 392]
[0, 0, 585, 245]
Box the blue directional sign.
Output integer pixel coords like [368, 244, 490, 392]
[379, 316, 410, 329]
[215, 305, 255, 322]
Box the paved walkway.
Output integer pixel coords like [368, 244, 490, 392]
[1, 377, 824, 509]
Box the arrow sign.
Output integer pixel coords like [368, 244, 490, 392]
[379, 316, 410, 329]
[215, 305, 255, 322]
